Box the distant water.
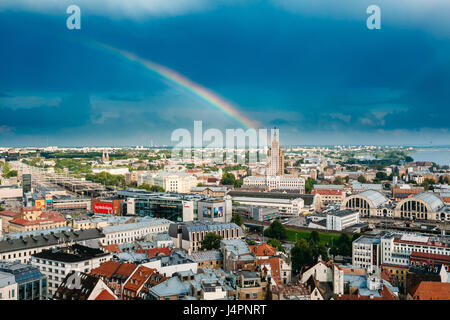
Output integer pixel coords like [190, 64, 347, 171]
[409, 149, 450, 166]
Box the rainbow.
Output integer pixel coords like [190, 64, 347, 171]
[89, 41, 258, 129]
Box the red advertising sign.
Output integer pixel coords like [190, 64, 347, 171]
[93, 202, 114, 214]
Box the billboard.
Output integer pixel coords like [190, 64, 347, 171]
[35, 199, 45, 209]
[93, 202, 114, 214]
[213, 206, 224, 218]
[203, 206, 212, 218]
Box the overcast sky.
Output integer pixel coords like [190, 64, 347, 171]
[0, 0, 449, 147]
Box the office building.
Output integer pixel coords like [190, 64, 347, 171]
[0, 228, 106, 264]
[0, 271, 17, 300]
[352, 236, 381, 273]
[197, 197, 232, 223]
[31, 244, 111, 297]
[100, 217, 171, 246]
[266, 130, 284, 176]
[169, 221, 243, 253]
[0, 260, 47, 300]
[22, 174, 32, 197]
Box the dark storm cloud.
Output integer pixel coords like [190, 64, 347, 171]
[0, 1, 449, 145]
[0, 94, 92, 134]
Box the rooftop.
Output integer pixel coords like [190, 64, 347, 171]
[0, 228, 105, 254]
[32, 244, 110, 263]
[357, 190, 388, 208]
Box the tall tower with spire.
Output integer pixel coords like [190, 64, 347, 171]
[266, 128, 284, 176]
[102, 149, 109, 163]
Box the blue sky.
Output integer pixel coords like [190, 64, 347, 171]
[0, 0, 449, 147]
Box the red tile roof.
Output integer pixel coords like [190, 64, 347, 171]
[94, 289, 118, 300]
[115, 263, 137, 278]
[257, 257, 282, 286]
[124, 266, 157, 293]
[90, 261, 122, 278]
[249, 243, 277, 257]
[311, 190, 343, 195]
[9, 210, 65, 226]
[410, 281, 450, 300]
[103, 244, 122, 253]
[136, 247, 171, 258]
[0, 210, 19, 217]
[21, 207, 39, 212]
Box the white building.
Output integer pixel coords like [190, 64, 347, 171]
[380, 232, 450, 268]
[326, 210, 360, 231]
[0, 271, 17, 300]
[138, 172, 198, 194]
[232, 196, 304, 217]
[100, 218, 171, 246]
[243, 175, 305, 192]
[352, 236, 381, 272]
[0, 185, 22, 202]
[353, 232, 450, 273]
[31, 244, 111, 297]
[162, 174, 198, 194]
[92, 167, 130, 175]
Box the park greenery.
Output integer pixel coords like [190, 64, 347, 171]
[200, 232, 222, 250]
[231, 213, 243, 226]
[290, 231, 358, 274]
[263, 219, 287, 240]
[1, 162, 17, 178]
[221, 172, 243, 188]
[267, 238, 285, 253]
[305, 177, 317, 194]
[135, 183, 165, 192]
[85, 172, 125, 187]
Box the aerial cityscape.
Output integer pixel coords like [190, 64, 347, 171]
[0, 0, 449, 308]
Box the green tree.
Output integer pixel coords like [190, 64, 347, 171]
[221, 172, 236, 186]
[231, 213, 243, 226]
[309, 230, 320, 245]
[264, 219, 287, 240]
[312, 244, 329, 262]
[333, 176, 344, 185]
[291, 239, 314, 274]
[421, 178, 435, 191]
[200, 232, 223, 250]
[357, 175, 367, 183]
[267, 238, 285, 253]
[375, 171, 388, 180]
[136, 184, 165, 192]
[233, 179, 243, 188]
[405, 156, 414, 163]
[3, 170, 17, 178]
[336, 233, 352, 257]
[305, 178, 317, 193]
